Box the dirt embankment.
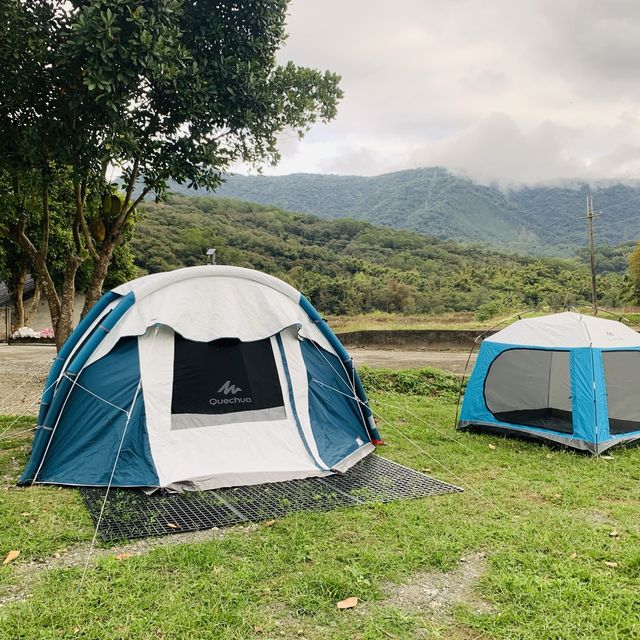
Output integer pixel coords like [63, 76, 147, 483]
[338, 329, 494, 351]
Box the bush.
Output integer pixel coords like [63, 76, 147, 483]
[359, 366, 461, 401]
[475, 300, 502, 322]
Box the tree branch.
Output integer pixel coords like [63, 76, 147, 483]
[73, 180, 98, 259]
[39, 178, 49, 260]
[120, 181, 157, 228]
[5, 222, 61, 319]
[121, 155, 140, 216]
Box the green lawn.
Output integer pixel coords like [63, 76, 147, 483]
[0, 376, 639, 640]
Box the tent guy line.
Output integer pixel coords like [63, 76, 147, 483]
[0, 356, 54, 414]
[310, 377, 501, 511]
[80, 327, 159, 588]
[63, 374, 130, 415]
[0, 377, 59, 441]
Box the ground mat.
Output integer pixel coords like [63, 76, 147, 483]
[80, 455, 462, 542]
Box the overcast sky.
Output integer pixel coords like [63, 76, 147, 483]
[243, 0, 640, 185]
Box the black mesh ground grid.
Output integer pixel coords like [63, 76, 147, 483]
[80, 455, 462, 542]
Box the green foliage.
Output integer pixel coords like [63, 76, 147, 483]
[177, 168, 640, 255]
[132, 195, 628, 315]
[359, 366, 460, 401]
[12, 0, 343, 196]
[628, 241, 640, 301]
[475, 300, 503, 322]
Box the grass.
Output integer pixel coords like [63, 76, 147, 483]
[0, 384, 639, 639]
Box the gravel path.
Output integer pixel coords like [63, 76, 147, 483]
[0, 345, 56, 416]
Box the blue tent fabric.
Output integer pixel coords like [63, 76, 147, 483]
[24, 337, 158, 486]
[21, 292, 136, 484]
[299, 295, 382, 443]
[300, 339, 371, 469]
[274, 334, 328, 472]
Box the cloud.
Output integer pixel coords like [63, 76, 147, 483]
[408, 113, 582, 186]
[241, 0, 640, 184]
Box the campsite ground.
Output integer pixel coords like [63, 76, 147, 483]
[0, 363, 638, 639]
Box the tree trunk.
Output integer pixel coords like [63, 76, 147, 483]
[9, 267, 27, 332]
[24, 281, 42, 327]
[55, 256, 82, 350]
[82, 240, 117, 317]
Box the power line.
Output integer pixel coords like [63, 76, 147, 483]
[598, 191, 640, 213]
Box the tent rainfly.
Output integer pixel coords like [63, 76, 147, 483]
[20, 266, 383, 491]
[458, 312, 640, 454]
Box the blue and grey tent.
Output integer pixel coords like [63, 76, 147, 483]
[20, 266, 382, 491]
[458, 312, 640, 454]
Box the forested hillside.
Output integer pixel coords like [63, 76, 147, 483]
[133, 196, 630, 317]
[168, 169, 640, 255]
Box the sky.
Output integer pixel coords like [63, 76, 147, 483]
[245, 0, 640, 186]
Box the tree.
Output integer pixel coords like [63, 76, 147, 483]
[0, 239, 44, 332]
[0, 0, 342, 349]
[628, 241, 640, 300]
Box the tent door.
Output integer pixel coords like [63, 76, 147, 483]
[484, 348, 573, 434]
[170, 334, 286, 430]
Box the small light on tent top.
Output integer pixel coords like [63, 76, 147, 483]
[206, 248, 216, 265]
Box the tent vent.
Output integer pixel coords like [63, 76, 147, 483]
[80, 455, 462, 542]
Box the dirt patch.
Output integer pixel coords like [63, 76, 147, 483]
[350, 348, 476, 374]
[380, 552, 493, 620]
[269, 553, 494, 638]
[581, 510, 614, 527]
[0, 523, 260, 607]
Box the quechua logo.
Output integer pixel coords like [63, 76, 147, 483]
[217, 380, 242, 395]
[210, 380, 252, 406]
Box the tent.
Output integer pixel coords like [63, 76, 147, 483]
[20, 266, 383, 491]
[457, 312, 640, 454]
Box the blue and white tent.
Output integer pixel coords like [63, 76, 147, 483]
[20, 266, 382, 491]
[458, 312, 640, 454]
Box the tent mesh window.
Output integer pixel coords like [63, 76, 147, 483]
[80, 455, 462, 542]
[171, 335, 286, 430]
[484, 348, 573, 434]
[602, 351, 640, 435]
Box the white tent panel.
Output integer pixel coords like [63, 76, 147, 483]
[138, 325, 330, 491]
[86, 267, 334, 367]
[485, 312, 640, 349]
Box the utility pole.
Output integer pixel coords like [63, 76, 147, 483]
[586, 194, 598, 315]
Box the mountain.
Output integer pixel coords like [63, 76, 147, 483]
[132, 195, 629, 317]
[168, 169, 640, 255]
